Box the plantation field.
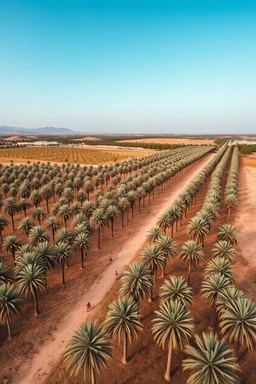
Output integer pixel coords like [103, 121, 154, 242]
[118, 137, 215, 145]
[241, 155, 256, 167]
[0, 146, 154, 164]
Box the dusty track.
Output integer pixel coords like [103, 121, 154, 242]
[12, 154, 214, 384]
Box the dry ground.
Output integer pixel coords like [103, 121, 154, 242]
[118, 138, 215, 145]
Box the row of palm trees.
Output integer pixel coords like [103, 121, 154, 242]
[224, 146, 239, 220]
[63, 219, 246, 383]
[0, 147, 213, 342]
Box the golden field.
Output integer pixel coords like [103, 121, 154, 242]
[118, 137, 215, 145]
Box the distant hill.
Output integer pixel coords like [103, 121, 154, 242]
[0, 126, 76, 136]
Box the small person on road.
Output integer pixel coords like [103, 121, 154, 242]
[115, 270, 118, 279]
[109, 256, 113, 262]
[86, 302, 91, 312]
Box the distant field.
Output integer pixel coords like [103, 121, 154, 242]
[118, 137, 215, 145]
[0, 146, 154, 164]
[73, 136, 101, 141]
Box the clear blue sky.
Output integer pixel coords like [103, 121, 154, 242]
[1, 0, 256, 134]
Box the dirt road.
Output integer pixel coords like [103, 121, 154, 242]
[17, 153, 214, 384]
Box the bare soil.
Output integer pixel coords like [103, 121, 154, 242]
[118, 138, 215, 145]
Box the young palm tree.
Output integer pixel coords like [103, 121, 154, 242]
[0, 283, 23, 340]
[180, 240, 204, 284]
[120, 262, 153, 305]
[117, 197, 130, 228]
[64, 320, 112, 384]
[106, 205, 119, 237]
[205, 257, 234, 282]
[91, 208, 108, 250]
[41, 184, 53, 213]
[29, 190, 43, 208]
[28, 226, 49, 246]
[217, 223, 238, 245]
[15, 262, 46, 316]
[0, 216, 9, 242]
[104, 298, 142, 364]
[139, 244, 165, 301]
[82, 200, 95, 219]
[35, 242, 57, 270]
[0, 261, 14, 284]
[152, 300, 194, 382]
[187, 215, 210, 247]
[32, 207, 46, 226]
[44, 216, 61, 241]
[224, 194, 238, 221]
[215, 286, 246, 317]
[18, 217, 36, 237]
[157, 212, 172, 235]
[3, 198, 19, 230]
[146, 226, 163, 243]
[73, 232, 90, 269]
[57, 204, 72, 228]
[2, 235, 22, 262]
[219, 297, 256, 354]
[55, 227, 75, 247]
[182, 332, 239, 384]
[156, 235, 178, 277]
[56, 241, 71, 285]
[159, 276, 193, 308]
[212, 240, 236, 263]
[84, 180, 94, 201]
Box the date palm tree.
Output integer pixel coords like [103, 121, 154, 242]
[180, 240, 204, 284]
[0, 216, 9, 242]
[219, 297, 256, 355]
[217, 223, 238, 245]
[55, 228, 75, 247]
[159, 276, 193, 308]
[212, 240, 236, 263]
[187, 215, 210, 247]
[156, 235, 177, 277]
[91, 208, 108, 250]
[205, 257, 234, 282]
[139, 244, 165, 301]
[106, 205, 119, 237]
[15, 262, 46, 316]
[29, 190, 43, 208]
[64, 320, 112, 384]
[44, 216, 61, 241]
[182, 332, 239, 384]
[28, 226, 49, 246]
[56, 241, 71, 284]
[82, 200, 95, 219]
[32, 207, 46, 226]
[73, 232, 90, 269]
[2, 235, 22, 262]
[0, 261, 14, 284]
[117, 197, 130, 228]
[3, 198, 19, 230]
[41, 184, 53, 213]
[120, 262, 153, 306]
[18, 217, 36, 237]
[104, 298, 142, 364]
[0, 283, 23, 340]
[35, 242, 57, 270]
[57, 204, 72, 228]
[215, 286, 246, 317]
[18, 198, 31, 218]
[84, 180, 94, 201]
[157, 212, 172, 235]
[146, 226, 163, 243]
[152, 300, 194, 382]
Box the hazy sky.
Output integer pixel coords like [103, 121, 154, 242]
[1, 0, 256, 134]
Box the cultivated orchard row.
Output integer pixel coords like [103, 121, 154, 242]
[0, 146, 213, 343]
[59, 143, 254, 384]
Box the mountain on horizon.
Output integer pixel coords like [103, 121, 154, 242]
[0, 126, 77, 136]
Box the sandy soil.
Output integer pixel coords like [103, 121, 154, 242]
[9, 154, 215, 384]
[46, 156, 256, 384]
[118, 138, 215, 145]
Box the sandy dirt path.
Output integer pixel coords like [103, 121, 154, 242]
[18, 153, 214, 384]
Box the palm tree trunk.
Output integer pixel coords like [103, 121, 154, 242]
[24, 209, 27, 218]
[6, 318, 12, 340]
[61, 262, 65, 285]
[188, 264, 191, 284]
[171, 225, 174, 238]
[122, 332, 128, 364]
[81, 249, 84, 268]
[111, 219, 114, 237]
[138, 198, 141, 213]
[32, 288, 39, 316]
[46, 199, 49, 213]
[64, 218, 67, 228]
[164, 342, 173, 381]
[87, 191, 90, 201]
[11, 214, 15, 231]
[52, 227, 55, 241]
[0, 231, 3, 242]
[91, 368, 96, 384]
[131, 203, 134, 218]
[228, 207, 230, 222]
[97, 228, 101, 249]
